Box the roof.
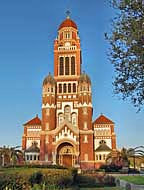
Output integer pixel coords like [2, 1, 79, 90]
[78, 73, 91, 84]
[25, 142, 40, 153]
[59, 17, 77, 30]
[93, 114, 114, 125]
[23, 115, 41, 126]
[95, 144, 111, 152]
[43, 73, 56, 86]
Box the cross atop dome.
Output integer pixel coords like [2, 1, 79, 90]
[66, 10, 70, 19]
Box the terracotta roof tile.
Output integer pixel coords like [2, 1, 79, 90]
[59, 18, 77, 30]
[93, 114, 114, 125]
[24, 115, 41, 126]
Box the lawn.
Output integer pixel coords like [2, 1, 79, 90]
[80, 188, 124, 190]
[119, 176, 144, 185]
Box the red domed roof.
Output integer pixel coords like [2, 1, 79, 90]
[59, 18, 77, 30]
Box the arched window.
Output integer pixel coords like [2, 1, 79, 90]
[64, 105, 71, 122]
[59, 57, 64, 75]
[73, 83, 76, 93]
[71, 56, 75, 75]
[99, 154, 102, 160]
[63, 83, 66, 93]
[65, 57, 69, 75]
[68, 83, 71, 93]
[71, 112, 77, 126]
[59, 84, 62, 93]
[58, 113, 64, 125]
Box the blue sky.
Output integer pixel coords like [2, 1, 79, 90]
[0, 0, 143, 148]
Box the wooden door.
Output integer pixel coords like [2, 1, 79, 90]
[63, 155, 72, 167]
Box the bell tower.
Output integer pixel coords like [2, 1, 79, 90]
[54, 14, 81, 79]
[40, 13, 94, 168]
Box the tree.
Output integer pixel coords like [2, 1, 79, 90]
[9, 146, 24, 166]
[106, 146, 144, 170]
[0, 146, 23, 166]
[127, 146, 144, 170]
[0, 146, 10, 166]
[105, 0, 144, 111]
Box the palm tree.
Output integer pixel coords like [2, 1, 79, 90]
[127, 146, 144, 170]
[0, 146, 10, 166]
[0, 146, 24, 166]
[106, 146, 144, 170]
[9, 146, 24, 166]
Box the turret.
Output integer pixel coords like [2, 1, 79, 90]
[78, 72, 94, 168]
[78, 72, 93, 130]
[42, 73, 56, 131]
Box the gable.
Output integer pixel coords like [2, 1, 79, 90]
[55, 124, 78, 143]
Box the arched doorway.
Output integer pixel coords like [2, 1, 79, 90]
[57, 142, 75, 167]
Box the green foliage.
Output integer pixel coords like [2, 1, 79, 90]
[57, 176, 73, 188]
[100, 164, 122, 172]
[106, 0, 144, 110]
[29, 172, 43, 186]
[0, 145, 23, 167]
[0, 174, 30, 190]
[75, 174, 115, 188]
[0, 167, 71, 190]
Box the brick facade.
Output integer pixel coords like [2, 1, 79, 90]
[22, 15, 117, 169]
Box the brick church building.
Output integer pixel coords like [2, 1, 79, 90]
[22, 14, 117, 169]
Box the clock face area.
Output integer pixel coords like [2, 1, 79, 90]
[65, 42, 70, 47]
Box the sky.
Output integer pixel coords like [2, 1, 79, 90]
[0, 0, 143, 149]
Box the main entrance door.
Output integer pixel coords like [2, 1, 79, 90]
[63, 155, 72, 167]
[57, 143, 75, 167]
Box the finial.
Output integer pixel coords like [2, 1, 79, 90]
[36, 114, 38, 117]
[66, 10, 70, 19]
[101, 113, 103, 115]
[48, 72, 51, 75]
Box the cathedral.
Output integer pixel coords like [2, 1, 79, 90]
[22, 14, 117, 169]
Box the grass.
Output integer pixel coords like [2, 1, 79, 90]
[80, 188, 124, 190]
[119, 176, 144, 185]
[0, 167, 69, 175]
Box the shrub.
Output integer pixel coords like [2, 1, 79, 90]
[128, 168, 140, 174]
[0, 174, 30, 190]
[100, 164, 122, 172]
[29, 172, 43, 186]
[57, 176, 73, 188]
[69, 168, 77, 183]
[75, 175, 97, 187]
[3, 164, 67, 170]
